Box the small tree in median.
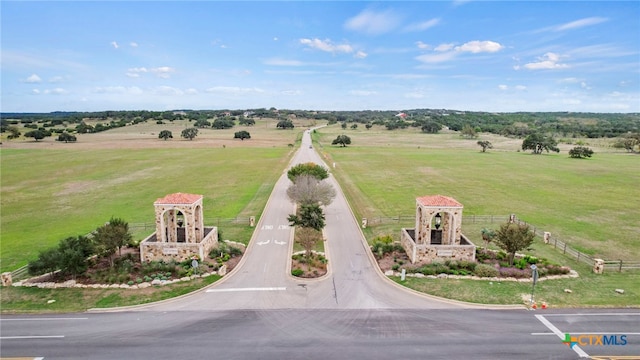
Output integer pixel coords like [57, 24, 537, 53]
[287, 174, 336, 207]
[493, 223, 535, 265]
[288, 204, 325, 232]
[287, 162, 329, 182]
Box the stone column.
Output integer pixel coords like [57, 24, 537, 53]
[250, 216, 255, 227]
[1, 272, 12, 286]
[362, 218, 367, 228]
[593, 259, 605, 274]
[543, 232, 551, 244]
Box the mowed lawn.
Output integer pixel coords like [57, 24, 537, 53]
[0, 119, 306, 272]
[315, 125, 640, 261]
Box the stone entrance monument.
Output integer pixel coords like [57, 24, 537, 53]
[400, 195, 476, 264]
[140, 193, 218, 262]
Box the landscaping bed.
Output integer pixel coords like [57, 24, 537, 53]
[291, 252, 328, 278]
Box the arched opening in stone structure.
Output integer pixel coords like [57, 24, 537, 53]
[430, 212, 443, 245]
[161, 209, 187, 243]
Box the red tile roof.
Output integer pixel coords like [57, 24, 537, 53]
[154, 193, 202, 205]
[416, 195, 463, 207]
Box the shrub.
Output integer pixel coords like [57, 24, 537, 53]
[291, 268, 304, 277]
[498, 267, 529, 278]
[474, 264, 499, 278]
[392, 264, 400, 271]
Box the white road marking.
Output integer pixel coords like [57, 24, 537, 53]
[278, 224, 290, 230]
[206, 287, 286, 293]
[257, 239, 271, 245]
[533, 332, 640, 336]
[261, 225, 274, 230]
[535, 314, 590, 358]
[541, 313, 640, 317]
[0, 317, 88, 321]
[274, 240, 286, 245]
[1, 335, 65, 339]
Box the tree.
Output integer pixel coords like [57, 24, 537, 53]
[93, 217, 132, 267]
[57, 235, 93, 278]
[421, 121, 441, 134]
[332, 134, 351, 147]
[6, 126, 21, 139]
[568, 146, 594, 159]
[276, 119, 294, 129]
[493, 223, 535, 265]
[24, 129, 50, 141]
[234, 130, 251, 140]
[181, 127, 198, 140]
[287, 162, 329, 182]
[239, 118, 255, 126]
[194, 119, 211, 128]
[212, 118, 234, 129]
[461, 124, 478, 138]
[296, 227, 323, 261]
[341, 122, 347, 129]
[522, 133, 559, 154]
[365, 123, 373, 130]
[287, 174, 336, 206]
[28, 247, 62, 277]
[57, 132, 77, 143]
[480, 228, 496, 247]
[350, 124, 358, 129]
[158, 130, 173, 140]
[477, 140, 493, 153]
[288, 203, 325, 232]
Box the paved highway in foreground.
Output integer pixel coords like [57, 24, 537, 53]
[1, 130, 638, 359]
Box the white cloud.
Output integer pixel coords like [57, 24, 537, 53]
[264, 58, 305, 66]
[354, 51, 368, 59]
[31, 89, 41, 94]
[205, 86, 264, 95]
[111, 41, 119, 49]
[498, 84, 508, 90]
[300, 38, 354, 54]
[415, 51, 458, 63]
[130, 42, 138, 47]
[281, 90, 301, 96]
[416, 41, 430, 50]
[25, 74, 42, 83]
[404, 91, 425, 99]
[435, 43, 455, 52]
[44, 88, 67, 95]
[555, 17, 608, 31]
[344, 8, 402, 35]
[349, 90, 377, 96]
[94, 86, 143, 95]
[523, 52, 569, 70]
[151, 66, 175, 78]
[456, 40, 503, 53]
[515, 85, 527, 91]
[403, 18, 440, 32]
[152, 86, 183, 96]
[48, 76, 64, 83]
[185, 88, 198, 95]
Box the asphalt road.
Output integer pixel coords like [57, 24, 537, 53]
[1, 130, 638, 359]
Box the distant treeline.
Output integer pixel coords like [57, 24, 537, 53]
[2, 108, 639, 139]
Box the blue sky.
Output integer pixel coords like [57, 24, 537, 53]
[2, 1, 639, 113]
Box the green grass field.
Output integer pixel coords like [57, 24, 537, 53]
[314, 125, 640, 261]
[0, 118, 310, 272]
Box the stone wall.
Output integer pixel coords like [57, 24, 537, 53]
[401, 228, 476, 264]
[140, 227, 218, 263]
